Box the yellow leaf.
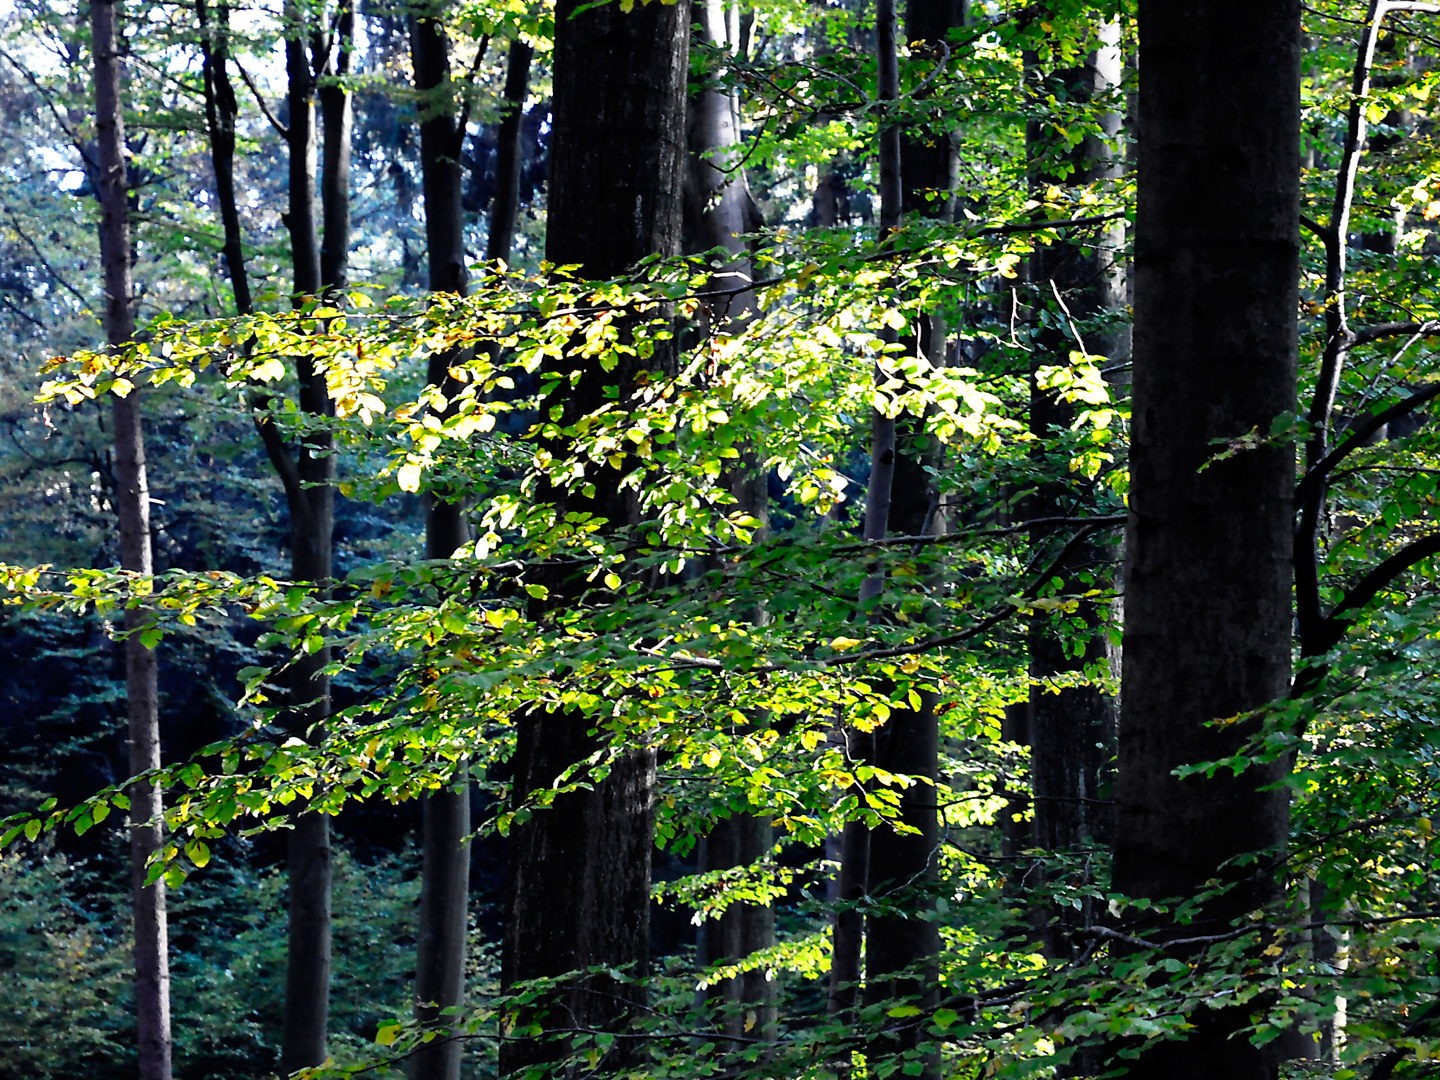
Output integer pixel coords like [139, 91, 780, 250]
[829, 636, 865, 652]
[397, 463, 422, 492]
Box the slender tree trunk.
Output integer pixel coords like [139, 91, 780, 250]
[487, 38, 533, 264]
[408, 9, 472, 1079]
[91, 4, 172, 1077]
[278, 3, 337, 1072]
[688, 0, 754, 319]
[197, 0, 251, 316]
[860, 9, 957, 1072]
[318, 0, 353, 294]
[829, 0, 901, 1026]
[1114, 3, 1299, 1078]
[285, 0, 320, 299]
[500, 1, 687, 1072]
[686, 0, 774, 1045]
[1023, 19, 1124, 965]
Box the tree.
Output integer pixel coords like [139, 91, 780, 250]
[89, 2, 172, 1077]
[498, 0, 688, 1071]
[1112, 3, 1299, 1079]
[1022, 11, 1124, 969]
[407, 5, 474, 1077]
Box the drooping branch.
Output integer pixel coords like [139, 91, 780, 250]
[233, 60, 288, 138]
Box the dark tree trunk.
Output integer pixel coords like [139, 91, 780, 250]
[277, 3, 338, 1072]
[487, 38, 533, 264]
[899, 0, 965, 218]
[500, 0, 687, 1072]
[285, 0, 320, 299]
[1023, 19, 1123, 965]
[860, 7, 959, 1072]
[197, 0, 250, 316]
[91, 4, 171, 1077]
[408, 10, 472, 1079]
[1114, 2, 1299, 1078]
[829, 0, 901, 1027]
[318, 0, 353, 293]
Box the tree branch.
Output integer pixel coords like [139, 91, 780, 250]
[233, 60, 289, 139]
[251, 396, 303, 512]
[1350, 319, 1440, 347]
[1297, 380, 1440, 503]
[1315, 530, 1440, 653]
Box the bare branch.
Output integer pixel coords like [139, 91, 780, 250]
[233, 60, 289, 139]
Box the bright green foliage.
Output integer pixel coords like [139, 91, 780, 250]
[13, 0, 1440, 1078]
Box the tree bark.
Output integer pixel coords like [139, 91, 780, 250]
[91, 4, 172, 1077]
[196, 0, 251, 316]
[829, 0, 901, 1028]
[500, 0, 687, 1072]
[1114, 2, 1299, 1078]
[487, 38, 533, 265]
[285, 0, 320, 299]
[687, 0, 755, 320]
[1023, 19, 1123, 966]
[408, 9, 472, 1079]
[318, 0, 353, 294]
[277, 3, 338, 1072]
[686, 0, 774, 1045]
[860, 10, 956, 1072]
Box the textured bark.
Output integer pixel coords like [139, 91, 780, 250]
[1114, 2, 1299, 1078]
[1024, 20, 1123, 964]
[487, 38, 533, 264]
[500, 1, 687, 1071]
[409, 11, 472, 1078]
[697, 813, 776, 1043]
[277, 3, 338, 1071]
[197, 0, 251, 316]
[91, 4, 172, 1077]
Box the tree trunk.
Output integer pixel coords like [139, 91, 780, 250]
[829, 0, 901, 1027]
[318, 0, 353, 294]
[686, 0, 773, 1044]
[1023, 19, 1123, 966]
[860, 0, 964, 1061]
[91, 4, 172, 1077]
[278, 3, 337, 1072]
[1114, 2, 1299, 1077]
[487, 38, 533, 265]
[197, 0, 251, 316]
[285, 0, 320, 299]
[687, 0, 755, 320]
[408, 9, 472, 1079]
[500, 0, 687, 1071]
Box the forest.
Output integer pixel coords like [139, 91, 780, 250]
[0, 0, 1438, 1077]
